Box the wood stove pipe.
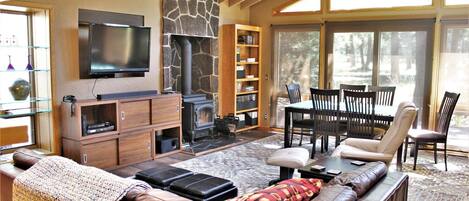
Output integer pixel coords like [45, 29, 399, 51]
[175, 36, 192, 95]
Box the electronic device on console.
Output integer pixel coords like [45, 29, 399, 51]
[84, 121, 115, 135]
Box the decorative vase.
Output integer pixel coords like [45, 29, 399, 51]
[25, 55, 33, 71]
[9, 78, 31, 100]
[7, 55, 14, 71]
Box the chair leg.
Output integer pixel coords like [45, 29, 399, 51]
[325, 135, 329, 152]
[311, 134, 316, 159]
[434, 143, 438, 164]
[397, 144, 403, 171]
[290, 128, 294, 147]
[444, 142, 448, 171]
[299, 128, 304, 146]
[404, 137, 408, 163]
[335, 134, 340, 147]
[320, 135, 324, 153]
[413, 141, 419, 170]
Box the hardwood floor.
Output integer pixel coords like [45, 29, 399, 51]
[110, 130, 274, 177]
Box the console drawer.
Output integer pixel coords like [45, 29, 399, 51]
[152, 96, 181, 125]
[120, 100, 151, 130]
[119, 131, 152, 165]
[81, 139, 118, 169]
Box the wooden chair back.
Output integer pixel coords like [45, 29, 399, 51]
[310, 88, 340, 136]
[286, 83, 303, 121]
[344, 91, 377, 139]
[435, 92, 460, 135]
[340, 84, 366, 101]
[368, 86, 396, 106]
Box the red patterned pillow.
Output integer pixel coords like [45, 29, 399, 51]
[235, 178, 322, 201]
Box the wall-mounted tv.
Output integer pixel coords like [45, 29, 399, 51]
[85, 23, 151, 77]
[79, 22, 151, 79]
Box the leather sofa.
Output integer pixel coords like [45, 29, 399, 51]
[0, 149, 408, 201]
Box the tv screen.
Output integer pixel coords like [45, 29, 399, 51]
[89, 24, 150, 74]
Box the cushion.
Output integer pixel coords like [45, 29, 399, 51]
[169, 174, 234, 198]
[329, 162, 387, 197]
[408, 129, 446, 141]
[267, 148, 310, 169]
[135, 166, 193, 188]
[234, 178, 322, 201]
[312, 185, 357, 201]
[129, 189, 191, 201]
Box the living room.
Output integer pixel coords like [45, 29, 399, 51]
[0, 0, 468, 200]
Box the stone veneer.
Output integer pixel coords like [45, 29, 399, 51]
[162, 0, 219, 111]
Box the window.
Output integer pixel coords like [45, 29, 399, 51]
[273, 0, 321, 15]
[326, 20, 434, 126]
[0, 12, 34, 147]
[271, 25, 320, 127]
[445, 0, 469, 5]
[330, 0, 432, 11]
[438, 20, 469, 152]
[332, 32, 374, 87]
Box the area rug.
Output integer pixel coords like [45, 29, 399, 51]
[173, 133, 469, 200]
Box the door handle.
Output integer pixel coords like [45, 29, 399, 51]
[83, 154, 88, 164]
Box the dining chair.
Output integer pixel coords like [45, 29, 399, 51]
[404, 91, 460, 171]
[368, 86, 396, 131]
[344, 91, 386, 140]
[285, 83, 314, 146]
[368, 86, 396, 106]
[310, 89, 345, 158]
[339, 84, 366, 101]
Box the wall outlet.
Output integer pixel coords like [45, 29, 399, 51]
[264, 113, 268, 120]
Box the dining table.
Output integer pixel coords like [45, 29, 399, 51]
[283, 101, 398, 147]
[283, 100, 419, 170]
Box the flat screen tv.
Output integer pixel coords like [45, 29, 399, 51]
[89, 24, 150, 75]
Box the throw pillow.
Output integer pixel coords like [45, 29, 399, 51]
[234, 178, 322, 201]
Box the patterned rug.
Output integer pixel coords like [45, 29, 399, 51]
[173, 133, 469, 200]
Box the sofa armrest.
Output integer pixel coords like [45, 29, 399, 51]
[0, 163, 25, 201]
[12, 148, 45, 170]
[359, 172, 409, 201]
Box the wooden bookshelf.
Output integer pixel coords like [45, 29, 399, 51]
[220, 24, 262, 133]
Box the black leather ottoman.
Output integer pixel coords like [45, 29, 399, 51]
[169, 174, 238, 201]
[135, 166, 194, 189]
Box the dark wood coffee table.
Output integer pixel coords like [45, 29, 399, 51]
[298, 158, 364, 182]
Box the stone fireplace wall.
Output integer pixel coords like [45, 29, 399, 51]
[162, 0, 219, 111]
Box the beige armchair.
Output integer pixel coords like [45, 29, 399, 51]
[332, 102, 417, 168]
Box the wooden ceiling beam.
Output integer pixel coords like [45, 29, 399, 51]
[228, 0, 244, 7]
[240, 0, 262, 9]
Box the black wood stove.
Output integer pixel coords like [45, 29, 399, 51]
[175, 36, 215, 143]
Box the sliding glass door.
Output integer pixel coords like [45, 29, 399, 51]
[439, 20, 469, 152]
[327, 20, 433, 126]
[332, 32, 374, 87]
[378, 31, 428, 109]
[271, 25, 320, 128]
